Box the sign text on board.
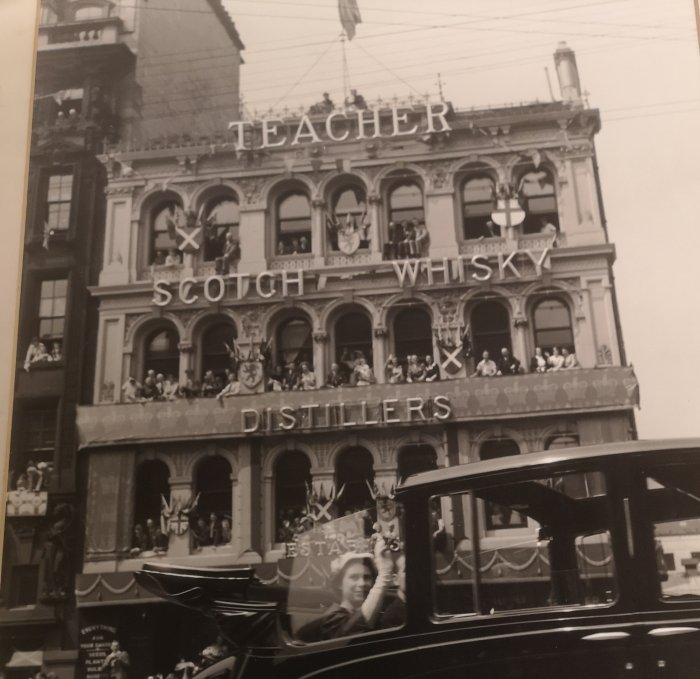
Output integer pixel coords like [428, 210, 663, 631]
[152, 249, 550, 307]
[227, 104, 452, 151]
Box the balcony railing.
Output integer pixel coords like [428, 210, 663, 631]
[77, 367, 639, 447]
[37, 17, 124, 50]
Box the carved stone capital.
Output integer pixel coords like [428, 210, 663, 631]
[177, 341, 193, 353]
[373, 326, 388, 338]
[311, 198, 326, 209]
[312, 330, 328, 344]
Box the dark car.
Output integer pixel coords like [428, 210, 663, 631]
[138, 439, 700, 678]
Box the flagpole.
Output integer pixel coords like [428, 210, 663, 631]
[340, 31, 350, 104]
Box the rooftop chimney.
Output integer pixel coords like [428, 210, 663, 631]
[554, 42, 582, 105]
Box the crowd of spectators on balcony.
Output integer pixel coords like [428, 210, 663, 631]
[11, 460, 53, 492]
[385, 354, 439, 383]
[472, 346, 579, 377]
[130, 518, 169, 557]
[191, 512, 232, 549]
[383, 219, 430, 260]
[277, 235, 311, 256]
[24, 337, 62, 371]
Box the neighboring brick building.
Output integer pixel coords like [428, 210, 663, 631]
[71, 43, 639, 675]
[1, 2, 243, 678]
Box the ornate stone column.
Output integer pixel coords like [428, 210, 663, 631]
[177, 341, 193, 384]
[311, 198, 326, 267]
[513, 315, 529, 369]
[313, 330, 328, 384]
[372, 326, 388, 384]
[367, 193, 383, 262]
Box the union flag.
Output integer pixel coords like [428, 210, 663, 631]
[338, 0, 362, 39]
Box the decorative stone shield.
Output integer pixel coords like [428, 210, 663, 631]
[337, 229, 361, 255]
[491, 198, 525, 227]
[239, 360, 263, 389]
[167, 513, 190, 536]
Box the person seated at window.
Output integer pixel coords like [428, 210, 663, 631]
[424, 354, 440, 382]
[164, 249, 181, 266]
[496, 348, 522, 376]
[471, 350, 497, 377]
[181, 369, 200, 398]
[385, 355, 405, 384]
[146, 517, 168, 553]
[267, 364, 284, 391]
[296, 539, 393, 642]
[141, 375, 159, 400]
[299, 235, 310, 253]
[153, 250, 167, 266]
[276, 240, 286, 256]
[122, 376, 143, 402]
[49, 341, 62, 362]
[34, 461, 51, 491]
[218, 232, 241, 274]
[298, 362, 317, 390]
[530, 346, 548, 373]
[397, 221, 412, 258]
[162, 374, 180, 400]
[207, 512, 222, 546]
[414, 220, 429, 257]
[130, 523, 149, 557]
[289, 237, 301, 254]
[406, 354, 425, 382]
[353, 356, 375, 386]
[201, 370, 220, 397]
[220, 518, 232, 544]
[24, 337, 50, 371]
[192, 516, 210, 549]
[338, 347, 355, 383]
[539, 217, 558, 245]
[562, 347, 579, 369]
[325, 363, 346, 388]
[548, 346, 565, 371]
[283, 360, 301, 391]
[216, 370, 240, 400]
[153, 373, 167, 400]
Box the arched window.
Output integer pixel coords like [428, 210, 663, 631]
[133, 460, 170, 553]
[336, 448, 374, 515]
[335, 311, 373, 368]
[480, 438, 525, 530]
[195, 456, 232, 518]
[470, 301, 511, 361]
[275, 451, 311, 542]
[328, 185, 369, 251]
[393, 307, 433, 361]
[518, 169, 558, 234]
[532, 298, 574, 353]
[150, 202, 180, 264]
[144, 326, 179, 378]
[201, 320, 237, 381]
[397, 445, 437, 483]
[276, 191, 311, 255]
[275, 317, 313, 369]
[463, 176, 497, 239]
[203, 197, 240, 261]
[388, 182, 424, 223]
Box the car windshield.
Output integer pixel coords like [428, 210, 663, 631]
[283, 496, 405, 642]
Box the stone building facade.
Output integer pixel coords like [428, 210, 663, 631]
[71, 43, 639, 675]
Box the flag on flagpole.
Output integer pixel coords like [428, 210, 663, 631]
[338, 0, 362, 40]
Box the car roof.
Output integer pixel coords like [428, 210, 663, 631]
[398, 438, 700, 493]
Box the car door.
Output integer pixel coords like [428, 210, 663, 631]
[286, 464, 650, 679]
[632, 452, 700, 678]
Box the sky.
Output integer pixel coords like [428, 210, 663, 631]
[0, 0, 699, 442]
